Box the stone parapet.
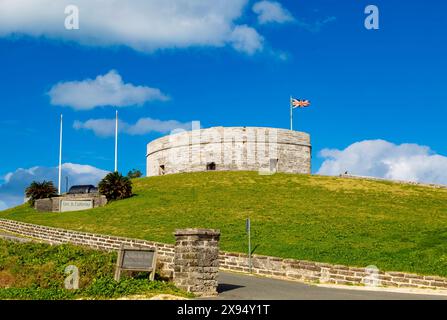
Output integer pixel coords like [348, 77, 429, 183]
[146, 127, 311, 176]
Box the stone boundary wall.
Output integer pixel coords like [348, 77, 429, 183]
[0, 218, 175, 278]
[2, 218, 447, 291]
[219, 252, 447, 290]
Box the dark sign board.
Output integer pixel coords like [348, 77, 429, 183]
[114, 245, 157, 281]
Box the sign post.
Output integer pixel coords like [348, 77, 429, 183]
[114, 244, 157, 282]
[246, 218, 252, 273]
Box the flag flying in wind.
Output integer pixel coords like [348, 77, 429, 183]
[291, 98, 311, 108]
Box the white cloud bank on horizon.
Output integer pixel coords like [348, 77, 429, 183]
[318, 140, 447, 185]
[252, 1, 294, 24]
[73, 117, 192, 137]
[0, 0, 264, 55]
[48, 70, 168, 110]
[0, 163, 109, 210]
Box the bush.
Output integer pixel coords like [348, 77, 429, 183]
[25, 181, 58, 206]
[98, 172, 133, 201]
[127, 169, 143, 179]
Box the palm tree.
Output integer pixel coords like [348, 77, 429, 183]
[25, 181, 58, 206]
[98, 172, 133, 201]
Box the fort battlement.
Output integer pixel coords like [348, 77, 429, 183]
[146, 126, 311, 176]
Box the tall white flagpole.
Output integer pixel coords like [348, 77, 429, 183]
[58, 114, 63, 195]
[290, 96, 293, 131]
[115, 110, 118, 172]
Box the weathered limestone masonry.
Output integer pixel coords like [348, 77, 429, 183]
[2, 218, 447, 291]
[174, 229, 220, 297]
[146, 127, 311, 176]
[33, 198, 53, 212]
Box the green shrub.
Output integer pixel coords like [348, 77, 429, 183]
[0, 287, 77, 300]
[98, 172, 133, 201]
[127, 169, 143, 179]
[0, 240, 115, 290]
[25, 181, 58, 206]
[83, 276, 184, 299]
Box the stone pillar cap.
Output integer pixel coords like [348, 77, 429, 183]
[174, 228, 220, 236]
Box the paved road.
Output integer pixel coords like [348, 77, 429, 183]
[214, 271, 447, 300]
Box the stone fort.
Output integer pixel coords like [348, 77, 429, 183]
[146, 126, 311, 176]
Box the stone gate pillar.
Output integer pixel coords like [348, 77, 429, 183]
[174, 228, 220, 297]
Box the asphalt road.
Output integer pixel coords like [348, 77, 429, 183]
[214, 271, 447, 300]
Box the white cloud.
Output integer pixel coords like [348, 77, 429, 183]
[0, 163, 109, 210]
[252, 1, 335, 32]
[252, 1, 294, 24]
[48, 70, 168, 110]
[73, 119, 118, 137]
[0, 0, 263, 55]
[229, 25, 264, 55]
[126, 118, 192, 135]
[73, 117, 191, 137]
[318, 140, 447, 185]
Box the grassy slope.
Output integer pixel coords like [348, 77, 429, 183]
[2, 171, 447, 277]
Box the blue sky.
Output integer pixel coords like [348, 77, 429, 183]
[1, 0, 447, 209]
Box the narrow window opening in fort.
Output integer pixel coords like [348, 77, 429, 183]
[270, 159, 278, 172]
[206, 162, 216, 171]
[159, 165, 165, 175]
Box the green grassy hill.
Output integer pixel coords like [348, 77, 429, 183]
[2, 171, 447, 277]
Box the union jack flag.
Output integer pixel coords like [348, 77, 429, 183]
[291, 98, 311, 108]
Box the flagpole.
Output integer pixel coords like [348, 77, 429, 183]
[58, 114, 63, 195]
[290, 96, 293, 131]
[114, 110, 118, 172]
